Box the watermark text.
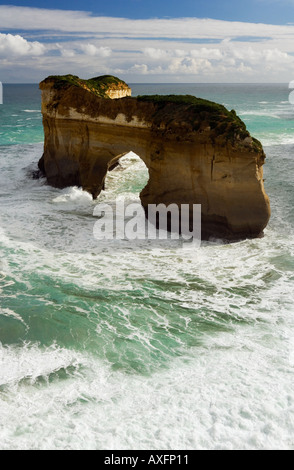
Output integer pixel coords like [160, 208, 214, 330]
[93, 198, 201, 248]
[289, 80, 294, 105]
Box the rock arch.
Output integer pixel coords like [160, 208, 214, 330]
[39, 75, 270, 240]
[102, 152, 149, 197]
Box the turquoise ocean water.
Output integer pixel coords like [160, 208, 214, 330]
[0, 83, 294, 450]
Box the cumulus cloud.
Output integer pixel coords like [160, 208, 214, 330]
[144, 48, 187, 59]
[137, 40, 294, 79]
[56, 43, 112, 58]
[222, 42, 292, 65]
[79, 44, 112, 57]
[58, 47, 76, 58]
[130, 64, 149, 74]
[1, 6, 294, 82]
[0, 33, 45, 58]
[168, 57, 212, 74]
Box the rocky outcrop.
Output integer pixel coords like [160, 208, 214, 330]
[39, 75, 271, 240]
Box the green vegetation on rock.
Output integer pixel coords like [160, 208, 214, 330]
[41, 76, 262, 150]
[137, 94, 227, 111]
[43, 74, 130, 98]
[137, 94, 259, 147]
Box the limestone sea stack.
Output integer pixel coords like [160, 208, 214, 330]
[38, 74, 271, 240]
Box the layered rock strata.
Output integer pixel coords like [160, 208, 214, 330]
[39, 74, 271, 240]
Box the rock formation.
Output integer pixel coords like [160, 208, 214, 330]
[39, 74, 271, 240]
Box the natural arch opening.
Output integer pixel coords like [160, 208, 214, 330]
[100, 151, 149, 203]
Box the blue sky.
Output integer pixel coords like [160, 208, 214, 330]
[2, 0, 294, 24]
[1, 1, 294, 82]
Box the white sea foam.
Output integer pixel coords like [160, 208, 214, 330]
[0, 308, 28, 328]
[22, 110, 41, 113]
[0, 343, 86, 390]
[1, 85, 294, 450]
[0, 336, 293, 450]
[259, 135, 294, 146]
[239, 110, 281, 119]
[0, 158, 293, 449]
[52, 186, 93, 204]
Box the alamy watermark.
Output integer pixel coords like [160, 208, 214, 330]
[289, 80, 294, 105]
[93, 198, 201, 248]
[0, 82, 3, 105]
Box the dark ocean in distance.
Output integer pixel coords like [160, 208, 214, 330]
[0, 83, 294, 449]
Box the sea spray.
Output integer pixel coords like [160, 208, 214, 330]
[0, 83, 294, 450]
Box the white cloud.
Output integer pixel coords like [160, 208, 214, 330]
[137, 41, 294, 79]
[1, 6, 294, 82]
[168, 57, 213, 75]
[144, 48, 170, 60]
[130, 64, 149, 74]
[55, 42, 112, 58]
[79, 44, 112, 57]
[1, 5, 294, 41]
[190, 48, 223, 60]
[0, 33, 45, 58]
[59, 48, 76, 58]
[223, 42, 292, 65]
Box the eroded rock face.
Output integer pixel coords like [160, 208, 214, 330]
[39, 75, 271, 240]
